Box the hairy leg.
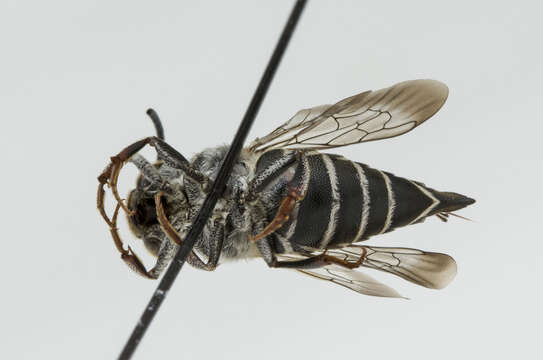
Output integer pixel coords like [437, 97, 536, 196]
[247, 150, 297, 197]
[250, 151, 308, 242]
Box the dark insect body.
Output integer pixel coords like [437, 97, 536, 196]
[98, 79, 475, 297]
[256, 149, 473, 253]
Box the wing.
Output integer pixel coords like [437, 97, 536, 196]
[325, 245, 457, 290]
[298, 265, 405, 298]
[278, 253, 404, 298]
[248, 79, 448, 152]
[278, 245, 456, 297]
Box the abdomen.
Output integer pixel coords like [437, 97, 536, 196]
[265, 152, 473, 253]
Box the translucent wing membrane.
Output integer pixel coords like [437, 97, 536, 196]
[298, 265, 404, 298]
[249, 105, 331, 151]
[278, 253, 403, 298]
[279, 245, 456, 297]
[249, 79, 448, 152]
[327, 246, 457, 290]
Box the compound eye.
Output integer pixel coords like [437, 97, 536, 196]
[134, 197, 158, 227]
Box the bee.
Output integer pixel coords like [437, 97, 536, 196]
[98, 79, 475, 298]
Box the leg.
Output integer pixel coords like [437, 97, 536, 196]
[247, 150, 297, 198]
[96, 136, 208, 277]
[149, 137, 210, 190]
[137, 224, 222, 279]
[102, 202, 156, 279]
[129, 154, 180, 198]
[256, 237, 368, 270]
[255, 238, 338, 270]
[98, 138, 151, 216]
[186, 220, 225, 271]
[249, 151, 308, 241]
[250, 187, 304, 242]
[154, 192, 208, 268]
[130, 154, 162, 189]
[97, 136, 208, 217]
[321, 247, 368, 269]
[155, 191, 224, 271]
[147, 235, 176, 279]
[104, 200, 197, 280]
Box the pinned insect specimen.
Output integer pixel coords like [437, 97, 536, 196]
[98, 80, 474, 297]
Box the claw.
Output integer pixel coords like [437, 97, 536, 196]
[122, 246, 155, 279]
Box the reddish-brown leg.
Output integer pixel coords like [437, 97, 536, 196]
[321, 247, 368, 269]
[250, 187, 305, 242]
[97, 136, 213, 276]
[97, 136, 210, 218]
[264, 247, 369, 270]
[107, 203, 154, 278]
[97, 138, 152, 216]
[96, 137, 160, 278]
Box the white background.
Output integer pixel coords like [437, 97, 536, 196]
[1, 1, 541, 359]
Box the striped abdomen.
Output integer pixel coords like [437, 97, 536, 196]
[256, 150, 474, 253]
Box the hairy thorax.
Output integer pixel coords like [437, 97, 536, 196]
[187, 145, 261, 262]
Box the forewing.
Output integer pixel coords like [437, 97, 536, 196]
[248, 104, 332, 151]
[249, 79, 448, 152]
[326, 246, 457, 289]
